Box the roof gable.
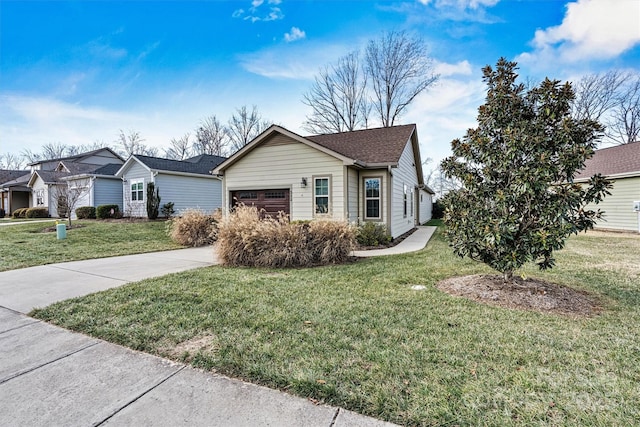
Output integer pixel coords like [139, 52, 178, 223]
[305, 124, 416, 165]
[575, 141, 640, 180]
[118, 154, 227, 177]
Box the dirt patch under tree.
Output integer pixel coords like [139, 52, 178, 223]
[437, 274, 602, 317]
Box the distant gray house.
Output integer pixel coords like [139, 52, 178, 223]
[0, 170, 31, 215]
[1, 148, 124, 218]
[115, 154, 227, 217]
[27, 153, 125, 218]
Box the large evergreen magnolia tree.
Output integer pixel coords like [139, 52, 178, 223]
[441, 58, 611, 282]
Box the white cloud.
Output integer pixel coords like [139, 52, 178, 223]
[433, 60, 473, 77]
[232, 0, 284, 22]
[405, 74, 485, 166]
[518, 0, 640, 65]
[238, 42, 350, 80]
[284, 27, 306, 43]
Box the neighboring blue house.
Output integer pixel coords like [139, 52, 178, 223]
[115, 154, 226, 217]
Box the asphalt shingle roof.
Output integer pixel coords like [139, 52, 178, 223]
[305, 124, 416, 165]
[135, 154, 227, 175]
[575, 141, 640, 179]
[0, 170, 30, 186]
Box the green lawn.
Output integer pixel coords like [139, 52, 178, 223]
[0, 220, 182, 271]
[32, 225, 640, 426]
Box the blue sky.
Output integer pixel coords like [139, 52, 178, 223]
[1, 0, 639, 167]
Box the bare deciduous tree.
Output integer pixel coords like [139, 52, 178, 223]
[303, 52, 369, 134]
[228, 106, 270, 152]
[365, 30, 439, 127]
[116, 130, 158, 157]
[165, 133, 193, 160]
[609, 75, 640, 144]
[51, 178, 93, 226]
[41, 142, 72, 159]
[572, 71, 627, 122]
[0, 152, 25, 170]
[572, 70, 640, 144]
[195, 115, 230, 156]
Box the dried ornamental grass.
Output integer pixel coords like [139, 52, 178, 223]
[216, 205, 355, 267]
[167, 209, 219, 247]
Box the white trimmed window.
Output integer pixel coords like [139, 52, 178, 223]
[131, 180, 144, 202]
[403, 184, 408, 218]
[364, 177, 381, 220]
[409, 187, 414, 217]
[36, 189, 44, 206]
[314, 177, 330, 215]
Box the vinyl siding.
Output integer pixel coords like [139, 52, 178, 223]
[419, 189, 433, 224]
[30, 176, 51, 215]
[94, 177, 124, 211]
[222, 134, 345, 221]
[120, 160, 151, 217]
[80, 152, 122, 166]
[154, 173, 222, 214]
[390, 140, 420, 238]
[586, 176, 640, 232]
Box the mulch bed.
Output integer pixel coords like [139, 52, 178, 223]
[437, 274, 602, 317]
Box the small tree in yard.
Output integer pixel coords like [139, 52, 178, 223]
[441, 58, 612, 282]
[146, 183, 161, 220]
[51, 178, 93, 227]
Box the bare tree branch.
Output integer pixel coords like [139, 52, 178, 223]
[0, 152, 26, 169]
[228, 106, 270, 152]
[608, 75, 640, 144]
[365, 30, 439, 127]
[303, 51, 369, 134]
[195, 115, 230, 156]
[165, 133, 193, 160]
[116, 130, 158, 157]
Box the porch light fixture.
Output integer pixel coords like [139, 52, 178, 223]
[300, 177, 308, 188]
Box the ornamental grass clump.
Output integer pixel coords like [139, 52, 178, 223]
[167, 209, 219, 247]
[216, 204, 355, 267]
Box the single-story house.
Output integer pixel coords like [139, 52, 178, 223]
[0, 170, 31, 215]
[115, 154, 227, 217]
[26, 151, 125, 218]
[212, 124, 434, 238]
[1, 147, 126, 218]
[575, 141, 640, 233]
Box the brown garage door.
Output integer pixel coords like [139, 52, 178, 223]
[231, 189, 290, 218]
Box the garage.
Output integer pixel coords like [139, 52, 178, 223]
[231, 189, 290, 218]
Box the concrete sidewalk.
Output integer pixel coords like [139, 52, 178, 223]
[0, 307, 394, 426]
[353, 226, 436, 257]
[0, 246, 218, 313]
[0, 246, 398, 426]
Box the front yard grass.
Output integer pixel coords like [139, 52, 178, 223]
[0, 220, 182, 271]
[32, 226, 640, 426]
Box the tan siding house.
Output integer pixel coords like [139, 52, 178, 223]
[575, 141, 640, 233]
[213, 124, 434, 238]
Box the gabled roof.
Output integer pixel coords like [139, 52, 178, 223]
[306, 124, 417, 165]
[214, 124, 421, 176]
[0, 170, 30, 187]
[117, 154, 227, 178]
[28, 170, 70, 187]
[27, 147, 124, 167]
[575, 141, 640, 180]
